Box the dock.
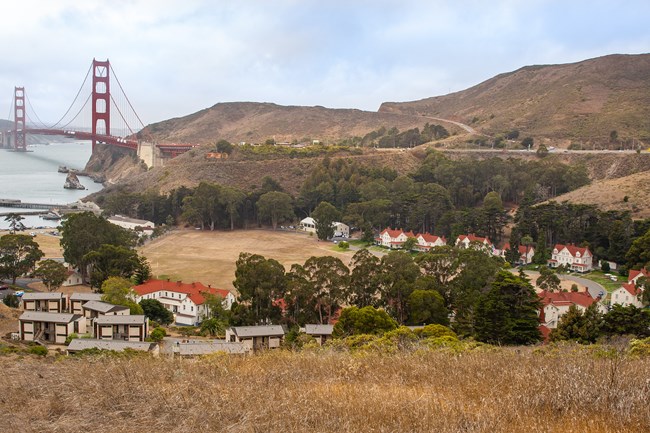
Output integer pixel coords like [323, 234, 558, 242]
[0, 199, 70, 211]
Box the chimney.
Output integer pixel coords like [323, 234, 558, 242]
[166, 278, 170, 282]
[192, 282, 195, 287]
[208, 284, 211, 288]
[177, 280, 181, 285]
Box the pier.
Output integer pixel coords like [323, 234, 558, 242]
[0, 199, 70, 211]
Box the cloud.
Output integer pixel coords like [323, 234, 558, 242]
[0, 0, 648, 128]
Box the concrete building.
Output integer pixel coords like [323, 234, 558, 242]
[22, 292, 67, 313]
[225, 325, 287, 351]
[302, 324, 334, 346]
[67, 339, 159, 356]
[19, 312, 86, 344]
[69, 293, 103, 315]
[107, 215, 155, 231]
[94, 315, 149, 342]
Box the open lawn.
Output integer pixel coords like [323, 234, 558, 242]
[139, 229, 356, 290]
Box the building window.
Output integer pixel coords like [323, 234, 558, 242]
[191, 306, 194, 312]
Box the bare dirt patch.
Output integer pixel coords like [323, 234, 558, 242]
[139, 229, 355, 290]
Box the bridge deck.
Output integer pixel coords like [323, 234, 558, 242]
[0, 199, 70, 210]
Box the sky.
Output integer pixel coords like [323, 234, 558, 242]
[1, 0, 649, 128]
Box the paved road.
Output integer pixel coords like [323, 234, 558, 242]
[523, 270, 606, 299]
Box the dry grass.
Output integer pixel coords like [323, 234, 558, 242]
[139, 229, 355, 290]
[0, 346, 648, 432]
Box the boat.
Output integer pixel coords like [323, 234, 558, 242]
[41, 211, 61, 220]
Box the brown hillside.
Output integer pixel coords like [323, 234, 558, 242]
[141, 102, 464, 145]
[98, 146, 425, 197]
[380, 54, 650, 145]
[550, 169, 650, 219]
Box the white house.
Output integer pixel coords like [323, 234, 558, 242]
[539, 290, 605, 329]
[455, 234, 494, 253]
[107, 215, 155, 231]
[132, 279, 235, 326]
[547, 244, 593, 272]
[376, 228, 416, 249]
[63, 268, 83, 287]
[628, 268, 649, 285]
[414, 233, 447, 252]
[300, 217, 349, 237]
[610, 283, 643, 308]
[501, 243, 535, 265]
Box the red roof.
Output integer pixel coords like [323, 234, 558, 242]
[553, 244, 591, 258]
[539, 290, 598, 309]
[380, 228, 406, 238]
[620, 283, 642, 297]
[628, 268, 649, 284]
[503, 243, 532, 255]
[133, 279, 231, 305]
[457, 234, 491, 245]
[418, 233, 446, 244]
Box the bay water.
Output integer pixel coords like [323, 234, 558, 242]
[0, 141, 103, 229]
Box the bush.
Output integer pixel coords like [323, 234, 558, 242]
[416, 324, 457, 339]
[29, 345, 48, 356]
[64, 333, 79, 346]
[338, 241, 349, 250]
[3, 294, 20, 308]
[149, 327, 166, 342]
[629, 337, 650, 356]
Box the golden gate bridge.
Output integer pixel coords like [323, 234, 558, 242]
[1, 59, 196, 160]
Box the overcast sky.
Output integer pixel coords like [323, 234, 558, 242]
[1, 0, 649, 128]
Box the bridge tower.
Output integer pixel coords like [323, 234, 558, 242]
[91, 59, 110, 151]
[14, 87, 26, 151]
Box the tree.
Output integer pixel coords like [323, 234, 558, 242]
[0, 234, 44, 284]
[215, 139, 234, 154]
[347, 249, 381, 308]
[181, 182, 222, 230]
[332, 306, 397, 338]
[536, 266, 561, 291]
[473, 271, 541, 345]
[35, 259, 67, 292]
[100, 276, 143, 315]
[83, 244, 145, 290]
[550, 304, 603, 344]
[4, 213, 25, 234]
[302, 256, 349, 324]
[407, 289, 449, 326]
[3, 293, 20, 308]
[139, 299, 174, 325]
[521, 136, 534, 149]
[149, 327, 166, 342]
[220, 186, 245, 231]
[200, 318, 226, 336]
[403, 237, 417, 251]
[536, 144, 549, 157]
[233, 253, 286, 324]
[378, 251, 420, 324]
[626, 228, 650, 269]
[312, 201, 341, 240]
[257, 191, 294, 230]
[60, 212, 136, 278]
[602, 304, 650, 338]
[481, 191, 507, 244]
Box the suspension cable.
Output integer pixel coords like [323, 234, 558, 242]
[7, 96, 14, 122]
[110, 94, 135, 136]
[109, 64, 146, 130]
[59, 92, 91, 130]
[49, 61, 93, 129]
[25, 94, 49, 128]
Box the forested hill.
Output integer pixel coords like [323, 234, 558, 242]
[140, 102, 464, 145]
[380, 54, 650, 145]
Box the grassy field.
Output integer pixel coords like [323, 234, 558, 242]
[139, 229, 356, 290]
[0, 346, 648, 432]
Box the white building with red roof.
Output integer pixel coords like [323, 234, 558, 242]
[500, 243, 535, 265]
[628, 268, 649, 285]
[455, 234, 494, 253]
[611, 283, 643, 308]
[133, 279, 235, 326]
[376, 228, 416, 249]
[415, 233, 447, 251]
[538, 290, 605, 329]
[547, 244, 593, 272]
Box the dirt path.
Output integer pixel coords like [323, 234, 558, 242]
[139, 229, 355, 290]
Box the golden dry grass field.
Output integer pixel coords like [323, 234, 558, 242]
[139, 229, 355, 290]
[0, 347, 648, 432]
